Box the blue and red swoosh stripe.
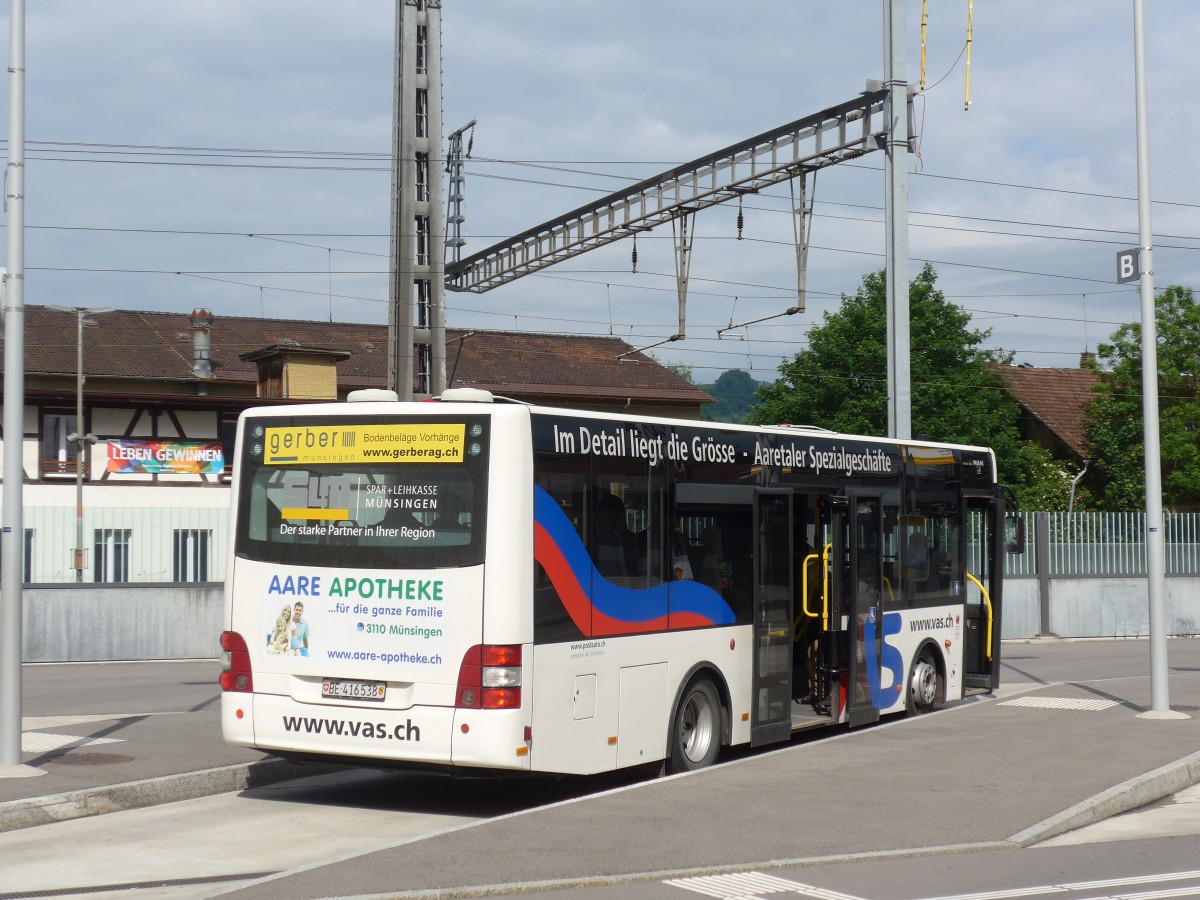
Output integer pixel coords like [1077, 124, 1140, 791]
[534, 485, 735, 637]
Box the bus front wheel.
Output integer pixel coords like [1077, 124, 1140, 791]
[908, 649, 940, 714]
[669, 678, 721, 773]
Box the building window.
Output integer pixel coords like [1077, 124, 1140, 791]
[94, 528, 131, 583]
[173, 529, 211, 582]
[41, 410, 80, 478]
[0, 529, 34, 583]
[219, 413, 238, 479]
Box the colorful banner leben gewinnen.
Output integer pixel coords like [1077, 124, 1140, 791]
[106, 439, 225, 475]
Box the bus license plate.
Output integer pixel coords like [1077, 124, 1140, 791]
[321, 679, 386, 702]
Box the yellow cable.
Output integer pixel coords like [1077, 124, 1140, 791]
[964, 0, 974, 110]
[920, 0, 928, 91]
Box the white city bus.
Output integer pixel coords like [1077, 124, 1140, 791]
[221, 388, 1019, 775]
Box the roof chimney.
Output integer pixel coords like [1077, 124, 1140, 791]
[1079, 351, 1096, 369]
[239, 343, 350, 400]
[190, 308, 215, 380]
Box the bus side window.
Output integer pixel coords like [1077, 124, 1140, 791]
[696, 524, 722, 589]
[533, 471, 588, 641]
[906, 530, 930, 582]
[676, 507, 752, 625]
[593, 492, 635, 578]
[902, 513, 960, 605]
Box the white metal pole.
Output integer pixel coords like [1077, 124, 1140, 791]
[1132, 0, 1179, 719]
[884, 0, 911, 440]
[1, 0, 37, 775]
[74, 310, 84, 582]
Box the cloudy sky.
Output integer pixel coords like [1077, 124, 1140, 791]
[3, 1, 1197, 384]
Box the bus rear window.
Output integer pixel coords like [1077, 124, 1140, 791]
[234, 416, 488, 569]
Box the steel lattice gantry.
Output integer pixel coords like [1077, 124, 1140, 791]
[445, 87, 894, 296]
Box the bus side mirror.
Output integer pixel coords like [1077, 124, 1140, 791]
[1005, 516, 1025, 555]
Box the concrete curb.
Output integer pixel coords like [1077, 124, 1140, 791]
[1007, 749, 1200, 847]
[0, 757, 339, 834]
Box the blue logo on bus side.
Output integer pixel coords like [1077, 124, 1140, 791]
[863, 612, 905, 711]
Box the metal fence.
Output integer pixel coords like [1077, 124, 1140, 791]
[20, 505, 228, 585]
[1005, 511, 1200, 578]
[15, 505, 1200, 584]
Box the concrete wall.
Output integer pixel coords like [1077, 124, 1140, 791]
[1001, 576, 1200, 640]
[19, 577, 1200, 662]
[23, 584, 223, 662]
[1001, 579, 1042, 640]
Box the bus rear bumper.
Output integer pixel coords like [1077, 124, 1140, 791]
[224, 692, 452, 765]
[449, 707, 532, 771]
[221, 693, 531, 772]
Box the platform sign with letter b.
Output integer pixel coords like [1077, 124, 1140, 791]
[1116, 249, 1140, 284]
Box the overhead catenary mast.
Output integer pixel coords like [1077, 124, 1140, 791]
[387, 0, 447, 400]
[445, 119, 476, 271]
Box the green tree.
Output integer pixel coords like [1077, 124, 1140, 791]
[701, 369, 761, 423]
[1084, 284, 1200, 511]
[748, 264, 1074, 509]
[1008, 441, 1081, 512]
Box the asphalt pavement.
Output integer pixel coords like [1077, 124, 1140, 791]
[0, 659, 326, 831]
[4, 642, 1200, 899]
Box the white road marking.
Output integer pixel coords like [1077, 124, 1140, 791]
[665, 871, 866, 899]
[927, 870, 1200, 900]
[20, 732, 123, 754]
[998, 696, 1119, 711]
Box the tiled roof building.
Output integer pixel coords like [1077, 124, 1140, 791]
[998, 360, 1099, 462]
[1, 306, 712, 583]
[11, 305, 712, 415]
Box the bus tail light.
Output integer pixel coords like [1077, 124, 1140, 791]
[457, 644, 522, 709]
[219, 631, 254, 693]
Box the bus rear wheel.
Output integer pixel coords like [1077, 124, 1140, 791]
[669, 678, 721, 773]
[908, 649, 940, 714]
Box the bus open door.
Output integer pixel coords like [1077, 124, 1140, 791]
[750, 489, 793, 746]
[964, 487, 1022, 691]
